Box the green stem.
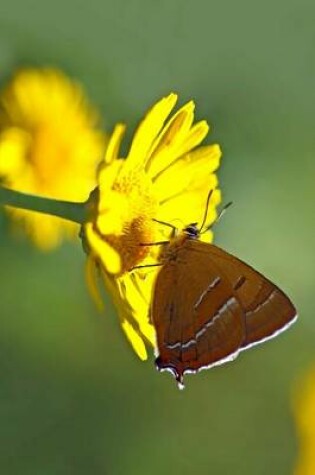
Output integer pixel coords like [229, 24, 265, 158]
[0, 186, 87, 224]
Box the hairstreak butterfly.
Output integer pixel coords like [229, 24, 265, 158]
[149, 194, 297, 389]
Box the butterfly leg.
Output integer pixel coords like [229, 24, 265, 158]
[152, 218, 177, 238]
[130, 263, 163, 271]
[139, 241, 170, 246]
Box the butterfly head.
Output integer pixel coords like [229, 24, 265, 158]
[183, 223, 200, 239]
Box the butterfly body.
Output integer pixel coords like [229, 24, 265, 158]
[151, 225, 297, 388]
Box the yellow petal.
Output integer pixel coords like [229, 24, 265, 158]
[148, 120, 210, 179]
[98, 160, 122, 198]
[186, 144, 221, 167]
[200, 229, 214, 244]
[145, 100, 195, 172]
[153, 144, 221, 202]
[85, 255, 104, 311]
[122, 273, 156, 346]
[126, 93, 178, 168]
[85, 223, 121, 274]
[180, 120, 209, 153]
[158, 175, 220, 229]
[104, 123, 126, 164]
[0, 128, 30, 177]
[121, 320, 148, 360]
[97, 191, 128, 235]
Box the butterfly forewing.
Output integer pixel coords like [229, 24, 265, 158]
[152, 240, 246, 384]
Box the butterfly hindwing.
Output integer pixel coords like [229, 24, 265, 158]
[152, 240, 246, 383]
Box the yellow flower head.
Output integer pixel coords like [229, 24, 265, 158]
[293, 366, 315, 475]
[83, 93, 222, 360]
[0, 67, 105, 249]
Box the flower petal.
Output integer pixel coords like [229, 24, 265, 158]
[126, 93, 178, 168]
[104, 124, 126, 164]
[147, 120, 210, 179]
[121, 320, 148, 360]
[85, 223, 121, 274]
[98, 161, 123, 200]
[97, 191, 128, 235]
[121, 272, 156, 346]
[85, 255, 104, 311]
[153, 144, 221, 202]
[158, 175, 220, 229]
[145, 100, 195, 172]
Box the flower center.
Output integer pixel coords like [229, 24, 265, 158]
[105, 214, 156, 274]
[98, 165, 158, 275]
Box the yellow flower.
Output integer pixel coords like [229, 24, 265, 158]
[83, 93, 222, 360]
[293, 366, 315, 475]
[0, 67, 105, 250]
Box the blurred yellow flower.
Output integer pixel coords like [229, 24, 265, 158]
[83, 93, 222, 360]
[0, 67, 105, 250]
[293, 366, 315, 475]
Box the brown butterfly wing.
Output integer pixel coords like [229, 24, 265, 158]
[151, 240, 247, 386]
[152, 239, 297, 387]
[203, 242, 297, 350]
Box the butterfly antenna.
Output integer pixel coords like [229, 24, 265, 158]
[199, 189, 214, 233]
[200, 201, 233, 234]
[216, 201, 233, 223]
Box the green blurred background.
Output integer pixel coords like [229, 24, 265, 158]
[0, 1, 314, 474]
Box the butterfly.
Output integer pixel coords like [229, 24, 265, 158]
[150, 197, 297, 389]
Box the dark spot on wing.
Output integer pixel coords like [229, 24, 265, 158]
[234, 275, 246, 291]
